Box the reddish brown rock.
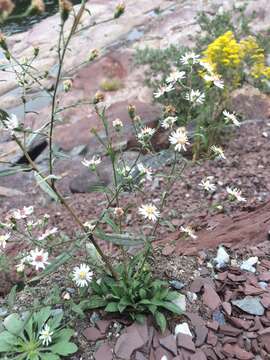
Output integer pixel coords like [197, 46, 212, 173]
[222, 344, 253, 360]
[229, 317, 253, 331]
[203, 284, 221, 311]
[96, 320, 111, 334]
[94, 343, 113, 360]
[83, 327, 105, 342]
[195, 325, 208, 347]
[261, 294, 270, 309]
[159, 335, 178, 356]
[258, 272, 270, 282]
[177, 333, 196, 353]
[219, 325, 242, 337]
[244, 284, 265, 296]
[115, 323, 148, 359]
[207, 330, 218, 346]
[222, 302, 232, 316]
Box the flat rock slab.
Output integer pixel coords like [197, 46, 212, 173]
[232, 297, 265, 316]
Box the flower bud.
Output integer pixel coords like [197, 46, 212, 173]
[112, 118, 123, 131]
[30, 0, 45, 14]
[63, 79, 73, 92]
[0, 0, 15, 20]
[93, 91, 105, 104]
[128, 104, 136, 119]
[164, 104, 176, 115]
[0, 33, 8, 51]
[59, 0, 72, 22]
[114, 207, 124, 219]
[114, 3, 125, 19]
[88, 48, 99, 62]
[33, 47, 39, 57]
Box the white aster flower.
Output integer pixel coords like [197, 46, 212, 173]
[12, 206, 34, 220]
[4, 114, 20, 134]
[112, 118, 123, 130]
[38, 227, 58, 241]
[223, 110, 240, 127]
[180, 51, 200, 65]
[161, 116, 177, 129]
[137, 127, 155, 144]
[137, 163, 153, 181]
[199, 177, 216, 192]
[166, 70, 185, 84]
[180, 225, 197, 239]
[0, 233, 10, 249]
[81, 155, 101, 170]
[169, 127, 190, 152]
[72, 263, 93, 287]
[84, 221, 96, 232]
[199, 61, 214, 73]
[210, 145, 226, 160]
[28, 248, 49, 270]
[138, 204, 160, 222]
[203, 73, 224, 89]
[153, 84, 174, 98]
[185, 89, 205, 104]
[226, 186, 246, 202]
[39, 324, 53, 346]
[16, 261, 25, 273]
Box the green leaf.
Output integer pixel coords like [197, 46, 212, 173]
[84, 295, 107, 310]
[118, 303, 127, 313]
[41, 353, 60, 360]
[165, 291, 179, 301]
[50, 341, 78, 355]
[151, 300, 183, 315]
[102, 213, 119, 233]
[54, 329, 74, 343]
[104, 302, 119, 312]
[3, 313, 24, 335]
[154, 311, 167, 333]
[7, 285, 17, 309]
[147, 305, 157, 315]
[0, 331, 17, 352]
[135, 314, 146, 324]
[34, 173, 59, 201]
[94, 229, 148, 246]
[86, 185, 113, 195]
[139, 289, 147, 299]
[0, 166, 29, 177]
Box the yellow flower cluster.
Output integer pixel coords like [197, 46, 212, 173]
[202, 31, 270, 82]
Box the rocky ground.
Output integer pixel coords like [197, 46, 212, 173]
[1, 0, 270, 359]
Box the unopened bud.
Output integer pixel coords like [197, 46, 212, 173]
[59, 0, 73, 22]
[0, 33, 8, 51]
[0, 0, 15, 19]
[88, 48, 99, 62]
[128, 104, 136, 119]
[30, 0, 45, 14]
[114, 207, 124, 218]
[164, 105, 176, 115]
[114, 3, 125, 18]
[112, 118, 123, 131]
[93, 91, 105, 104]
[63, 79, 73, 92]
[33, 47, 39, 57]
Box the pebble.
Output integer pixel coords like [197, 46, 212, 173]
[232, 297, 264, 316]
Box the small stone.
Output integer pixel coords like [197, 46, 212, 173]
[169, 280, 185, 290]
[172, 294, 186, 312]
[258, 272, 270, 282]
[203, 284, 221, 310]
[187, 291, 197, 303]
[219, 325, 242, 337]
[214, 246, 230, 269]
[175, 322, 192, 337]
[240, 257, 258, 273]
[232, 297, 265, 316]
[222, 302, 232, 316]
[212, 309, 226, 325]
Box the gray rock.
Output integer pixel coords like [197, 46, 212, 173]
[169, 280, 185, 290]
[232, 297, 265, 316]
